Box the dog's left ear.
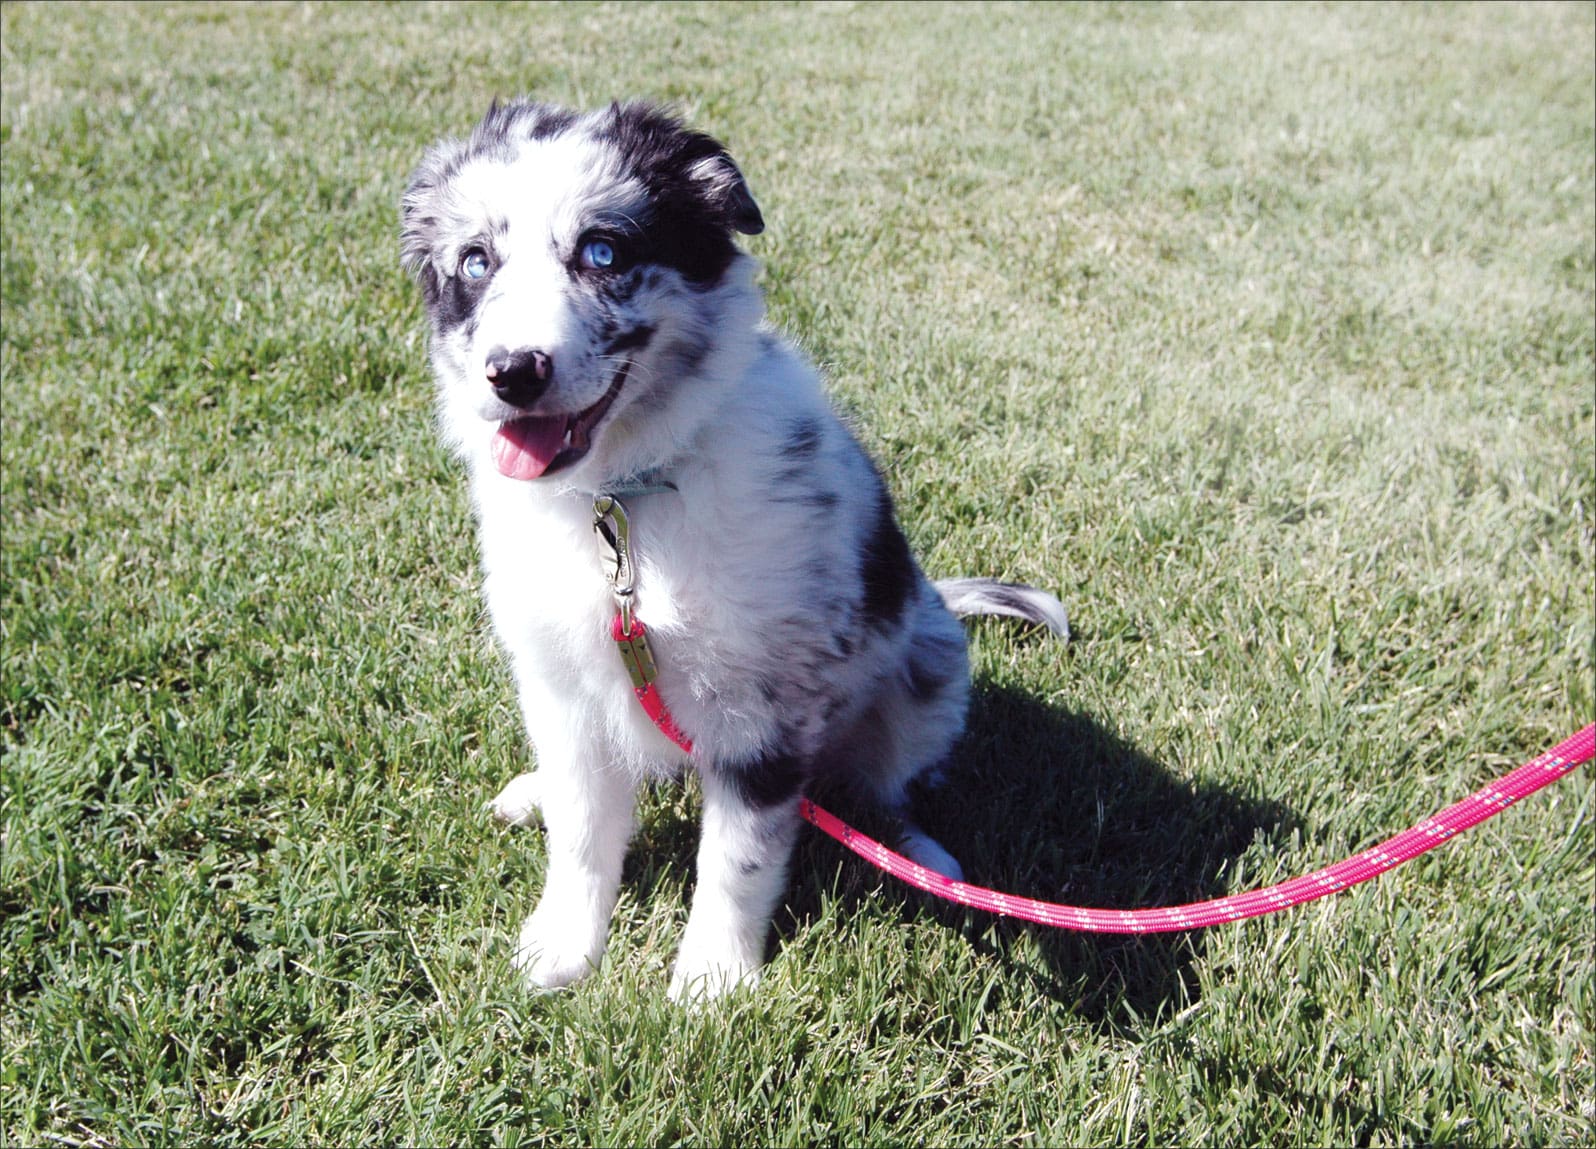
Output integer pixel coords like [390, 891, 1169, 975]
[688, 150, 765, 236]
[612, 101, 765, 236]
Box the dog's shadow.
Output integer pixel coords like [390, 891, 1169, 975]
[629, 683, 1299, 1027]
[799, 685, 1299, 1024]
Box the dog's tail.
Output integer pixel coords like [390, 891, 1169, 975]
[934, 577, 1069, 641]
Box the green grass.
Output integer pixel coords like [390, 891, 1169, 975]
[2, 1, 1591, 1144]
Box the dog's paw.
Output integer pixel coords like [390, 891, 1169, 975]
[895, 824, 965, 883]
[667, 943, 761, 1005]
[512, 908, 604, 989]
[489, 771, 543, 826]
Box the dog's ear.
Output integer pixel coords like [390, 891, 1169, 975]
[604, 102, 765, 237]
[400, 146, 452, 302]
[400, 131, 476, 303]
[399, 176, 437, 296]
[399, 172, 435, 278]
[688, 150, 764, 236]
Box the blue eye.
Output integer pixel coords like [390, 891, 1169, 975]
[461, 249, 490, 280]
[580, 239, 616, 270]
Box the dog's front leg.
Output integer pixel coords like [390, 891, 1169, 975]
[489, 770, 543, 825]
[669, 760, 803, 1003]
[512, 750, 638, 990]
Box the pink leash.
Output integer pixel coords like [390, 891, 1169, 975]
[597, 489, 1593, 934]
[798, 724, 1594, 933]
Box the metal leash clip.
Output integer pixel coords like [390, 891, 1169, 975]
[592, 493, 637, 629]
[589, 486, 695, 755]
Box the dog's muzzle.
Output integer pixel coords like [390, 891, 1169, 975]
[485, 345, 553, 409]
[489, 359, 631, 481]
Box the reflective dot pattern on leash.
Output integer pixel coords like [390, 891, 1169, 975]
[798, 724, 1595, 934]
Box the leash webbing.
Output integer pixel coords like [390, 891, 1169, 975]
[797, 724, 1594, 933]
[593, 488, 1593, 933]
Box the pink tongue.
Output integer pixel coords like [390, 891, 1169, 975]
[491, 417, 567, 480]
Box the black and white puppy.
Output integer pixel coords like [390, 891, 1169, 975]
[400, 100, 1066, 1001]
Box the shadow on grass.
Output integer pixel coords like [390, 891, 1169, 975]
[618, 680, 1299, 1029]
[778, 682, 1302, 1030]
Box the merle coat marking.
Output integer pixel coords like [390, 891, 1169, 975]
[401, 100, 1067, 1001]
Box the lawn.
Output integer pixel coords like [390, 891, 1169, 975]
[2, 1, 1592, 1144]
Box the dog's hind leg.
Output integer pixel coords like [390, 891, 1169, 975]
[866, 602, 973, 881]
[891, 818, 965, 883]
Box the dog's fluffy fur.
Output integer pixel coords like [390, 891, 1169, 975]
[401, 100, 1066, 1000]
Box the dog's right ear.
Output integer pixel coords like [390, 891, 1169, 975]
[400, 138, 465, 303]
[399, 178, 440, 302]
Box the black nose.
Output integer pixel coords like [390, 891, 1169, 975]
[484, 346, 552, 409]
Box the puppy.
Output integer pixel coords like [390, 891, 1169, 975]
[400, 100, 1066, 1000]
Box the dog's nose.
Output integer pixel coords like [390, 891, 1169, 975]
[484, 346, 552, 409]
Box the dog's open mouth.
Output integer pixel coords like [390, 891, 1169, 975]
[490, 363, 630, 481]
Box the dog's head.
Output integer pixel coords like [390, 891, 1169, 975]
[401, 100, 765, 485]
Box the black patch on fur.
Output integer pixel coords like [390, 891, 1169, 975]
[780, 418, 824, 461]
[720, 749, 808, 809]
[477, 99, 582, 150]
[430, 245, 495, 334]
[657, 334, 710, 382]
[859, 484, 915, 627]
[599, 271, 640, 305]
[429, 275, 473, 332]
[603, 325, 656, 355]
[904, 640, 957, 701]
[982, 582, 1036, 616]
[906, 651, 951, 695]
[770, 420, 837, 511]
[972, 581, 1056, 626]
[771, 490, 840, 519]
[592, 101, 762, 285]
